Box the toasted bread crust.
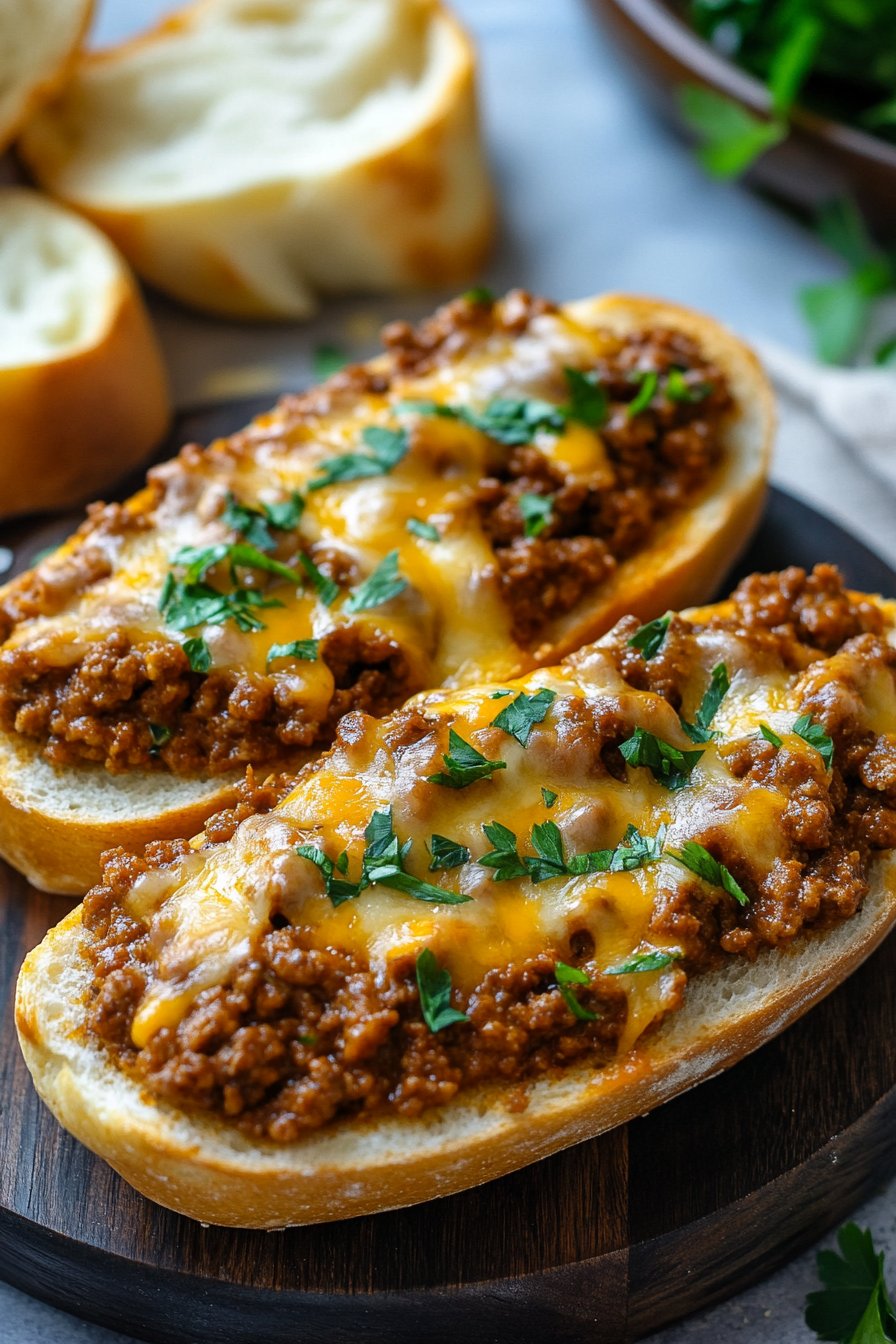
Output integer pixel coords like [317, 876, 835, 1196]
[0, 1, 93, 153]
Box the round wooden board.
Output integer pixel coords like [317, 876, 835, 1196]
[2, 401, 896, 1344]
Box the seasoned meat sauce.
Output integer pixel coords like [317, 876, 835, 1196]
[81, 567, 896, 1140]
[0, 293, 732, 774]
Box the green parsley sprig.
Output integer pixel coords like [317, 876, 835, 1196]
[415, 949, 469, 1033]
[427, 730, 507, 789]
[667, 839, 749, 906]
[619, 727, 705, 791]
[806, 1223, 896, 1343]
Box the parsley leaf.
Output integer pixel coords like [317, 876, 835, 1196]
[566, 823, 666, 875]
[793, 713, 835, 768]
[262, 492, 305, 533]
[492, 687, 556, 746]
[555, 961, 599, 1022]
[760, 722, 783, 748]
[295, 844, 359, 906]
[680, 662, 730, 742]
[627, 370, 659, 418]
[222, 490, 304, 551]
[665, 367, 713, 403]
[525, 820, 569, 882]
[308, 425, 409, 490]
[183, 635, 212, 672]
[428, 834, 471, 872]
[542, 787, 558, 808]
[478, 821, 529, 881]
[462, 285, 494, 305]
[173, 541, 303, 588]
[519, 492, 554, 538]
[415, 948, 469, 1032]
[345, 550, 408, 613]
[148, 723, 171, 758]
[159, 574, 282, 633]
[619, 727, 704, 790]
[806, 1223, 896, 1344]
[490, 689, 513, 699]
[361, 808, 470, 904]
[562, 366, 608, 428]
[266, 639, 319, 666]
[627, 613, 671, 660]
[800, 198, 895, 363]
[312, 343, 348, 379]
[605, 948, 681, 975]
[679, 85, 787, 178]
[667, 839, 749, 906]
[406, 517, 440, 542]
[428, 729, 507, 789]
[296, 552, 339, 607]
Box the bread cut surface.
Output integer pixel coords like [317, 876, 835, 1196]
[16, 577, 896, 1226]
[0, 290, 771, 894]
[0, 0, 93, 151]
[19, 0, 495, 318]
[0, 187, 170, 519]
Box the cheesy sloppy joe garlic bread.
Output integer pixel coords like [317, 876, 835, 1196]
[0, 290, 772, 892]
[16, 566, 896, 1227]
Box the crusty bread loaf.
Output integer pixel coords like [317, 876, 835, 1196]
[0, 0, 93, 151]
[0, 292, 772, 895]
[18, 0, 495, 319]
[0, 187, 170, 519]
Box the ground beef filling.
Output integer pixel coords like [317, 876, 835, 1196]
[0, 625, 415, 774]
[80, 568, 896, 1138]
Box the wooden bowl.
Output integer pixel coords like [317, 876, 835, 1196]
[589, 0, 896, 234]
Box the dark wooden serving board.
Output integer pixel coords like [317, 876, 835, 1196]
[2, 401, 896, 1344]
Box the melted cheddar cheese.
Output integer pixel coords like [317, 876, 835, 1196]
[126, 606, 896, 1058]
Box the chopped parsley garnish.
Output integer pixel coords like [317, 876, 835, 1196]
[406, 517, 440, 542]
[562, 366, 608, 428]
[344, 550, 407, 613]
[667, 840, 749, 906]
[182, 635, 212, 673]
[518, 492, 554, 538]
[806, 1222, 896, 1344]
[312, 343, 348, 379]
[398, 366, 606, 447]
[542, 787, 558, 808]
[793, 713, 835, 769]
[555, 961, 599, 1022]
[266, 639, 319, 666]
[296, 552, 339, 607]
[462, 285, 494, 305]
[428, 833, 471, 872]
[478, 820, 665, 884]
[665, 367, 713, 403]
[172, 541, 303, 588]
[491, 687, 556, 746]
[478, 821, 529, 881]
[222, 490, 304, 551]
[360, 809, 470, 904]
[760, 722, 783, 748]
[415, 949, 470, 1033]
[627, 613, 671, 660]
[297, 809, 471, 908]
[627, 370, 659, 418]
[294, 845, 358, 907]
[148, 723, 171, 757]
[428, 729, 507, 789]
[605, 948, 681, 975]
[308, 425, 409, 491]
[680, 662, 730, 742]
[159, 573, 282, 633]
[619, 727, 704, 791]
[490, 689, 513, 699]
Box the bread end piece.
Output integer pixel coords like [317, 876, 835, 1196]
[17, 853, 896, 1227]
[0, 0, 93, 153]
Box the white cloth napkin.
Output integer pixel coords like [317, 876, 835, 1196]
[756, 341, 896, 573]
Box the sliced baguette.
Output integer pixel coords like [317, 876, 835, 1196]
[0, 187, 170, 519]
[0, 292, 772, 894]
[15, 581, 896, 1228]
[0, 0, 93, 152]
[18, 0, 495, 319]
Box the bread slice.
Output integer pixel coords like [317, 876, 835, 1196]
[0, 187, 170, 519]
[18, 0, 495, 319]
[15, 581, 896, 1227]
[18, 859, 896, 1229]
[0, 0, 93, 152]
[0, 292, 772, 894]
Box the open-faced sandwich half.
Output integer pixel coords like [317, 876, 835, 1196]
[16, 565, 896, 1227]
[0, 290, 772, 892]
